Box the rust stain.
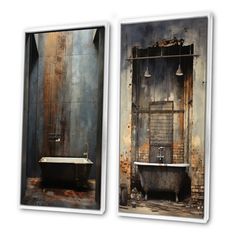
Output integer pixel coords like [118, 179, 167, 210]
[138, 143, 149, 162]
[139, 143, 149, 154]
[43, 32, 67, 156]
[64, 190, 77, 198]
[192, 135, 201, 147]
[120, 159, 131, 176]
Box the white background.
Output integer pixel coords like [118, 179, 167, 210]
[0, 0, 235, 235]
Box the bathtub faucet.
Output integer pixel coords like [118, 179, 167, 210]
[157, 147, 165, 163]
[83, 143, 89, 159]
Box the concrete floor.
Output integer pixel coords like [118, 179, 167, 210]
[22, 178, 97, 209]
[119, 199, 204, 218]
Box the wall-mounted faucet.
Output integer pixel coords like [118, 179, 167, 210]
[48, 133, 62, 142]
[156, 147, 165, 163]
[55, 137, 61, 142]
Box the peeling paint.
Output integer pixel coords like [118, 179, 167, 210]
[120, 18, 208, 207]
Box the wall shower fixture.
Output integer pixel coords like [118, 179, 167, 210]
[128, 39, 199, 79]
[176, 44, 183, 76]
[144, 67, 151, 78]
[176, 64, 183, 76]
[144, 47, 151, 78]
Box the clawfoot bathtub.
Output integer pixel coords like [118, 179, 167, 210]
[134, 162, 189, 202]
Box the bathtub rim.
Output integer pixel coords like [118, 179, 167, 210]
[39, 156, 93, 164]
[134, 161, 190, 168]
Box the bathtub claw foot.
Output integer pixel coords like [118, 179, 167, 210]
[175, 193, 179, 202]
[145, 193, 148, 201]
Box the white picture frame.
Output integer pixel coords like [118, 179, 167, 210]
[118, 12, 213, 223]
[20, 22, 110, 215]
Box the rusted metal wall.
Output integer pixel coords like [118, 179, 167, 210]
[26, 28, 104, 179]
[120, 17, 208, 205]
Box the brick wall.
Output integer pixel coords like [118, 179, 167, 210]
[137, 143, 149, 162]
[120, 155, 131, 192]
[173, 141, 184, 163]
[190, 150, 205, 205]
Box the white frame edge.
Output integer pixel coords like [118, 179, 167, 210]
[117, 12, 213, 224]
[19, 21, 110, 215]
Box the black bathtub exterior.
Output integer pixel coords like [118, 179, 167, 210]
[39, 157, 93, 188]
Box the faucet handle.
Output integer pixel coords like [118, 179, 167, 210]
[158, 146, 165, 156]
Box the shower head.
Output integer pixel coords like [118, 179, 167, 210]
[144, 67, 151, 78]
[176, 64, 183, 76]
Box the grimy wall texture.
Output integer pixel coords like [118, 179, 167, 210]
[23, 27, 105, 184]
[119, 17, 208, 204]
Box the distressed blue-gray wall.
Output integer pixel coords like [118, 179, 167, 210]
[26, 28, 105, 179]
[119, 17, 208, 204]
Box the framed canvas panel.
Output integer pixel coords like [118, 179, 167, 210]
[118, 13, 213, 223]
[20, 22, 109, 214]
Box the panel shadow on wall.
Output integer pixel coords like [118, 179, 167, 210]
[21, 26, 106, 211]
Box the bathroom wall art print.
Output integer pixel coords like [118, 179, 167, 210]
[118, 13, 213, 223]
[20, 23, 109, 214]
